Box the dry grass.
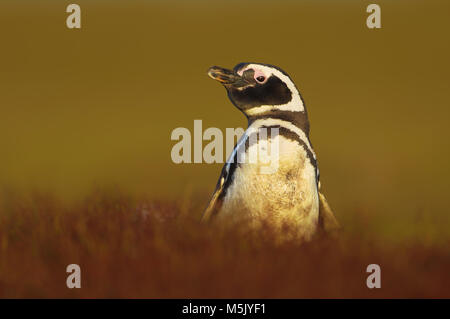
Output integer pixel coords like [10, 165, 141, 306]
[0, 191, 449, 298]
[1, 0, 449, 299]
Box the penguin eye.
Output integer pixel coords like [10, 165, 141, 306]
[256, 76, 266, 83]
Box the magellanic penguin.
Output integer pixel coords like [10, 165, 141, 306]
[203, 63, 339, 241]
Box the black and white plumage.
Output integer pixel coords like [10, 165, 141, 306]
[203, 63, 339, 240]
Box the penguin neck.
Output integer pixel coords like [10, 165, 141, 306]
[246, 109, 310, 137]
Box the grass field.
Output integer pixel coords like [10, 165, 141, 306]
[0, 0, 449, 298]
[0, 190, 449, 298]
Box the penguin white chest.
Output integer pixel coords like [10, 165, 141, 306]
[220, 135, 320, 237]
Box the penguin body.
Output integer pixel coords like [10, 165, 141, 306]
[203, 63, 338, 240]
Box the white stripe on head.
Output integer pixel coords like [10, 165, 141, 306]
[236, 64, 305, 115]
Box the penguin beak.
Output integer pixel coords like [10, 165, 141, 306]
[207, 66, 250, 88]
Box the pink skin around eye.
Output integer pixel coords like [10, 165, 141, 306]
[237, 68, 267, 82]
[253, 69, 266, 82]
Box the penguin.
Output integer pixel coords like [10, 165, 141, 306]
[203, 63, 339, 241]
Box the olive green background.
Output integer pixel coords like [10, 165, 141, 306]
[1, 0, 449, 242]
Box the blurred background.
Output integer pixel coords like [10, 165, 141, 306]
[0, 0, 449, 245]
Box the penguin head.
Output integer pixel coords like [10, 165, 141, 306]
[208, 62, 304, 117]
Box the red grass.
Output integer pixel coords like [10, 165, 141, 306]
[0, 191, 449, 298]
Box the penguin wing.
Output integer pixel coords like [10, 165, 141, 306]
[202, 170, 226, 222]
[318, 190, 340, 234]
